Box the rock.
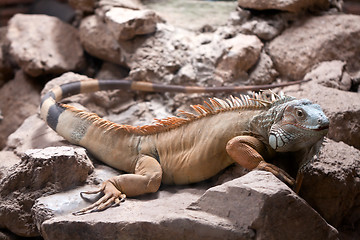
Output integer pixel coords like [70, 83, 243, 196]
[0, 146, 93, 237]
[68, 0, 96, 12]
[5, 114, 69, 155]
[35, 171, 337, 240]
[215, 34, 263, 81]
[282, 79, 360, 150]
[240, 17, 284, 41]
[6, 14, 85, 77]
[79, 15, 124, 65]
[248, 50, 279, 85]
[0, 27, 13, 85]
[95, 62, 129, 80]
[305, 60, 352, 91]
[237, 0, 330, 12]
[0, 151, 20, 181]
[105, 7, 162, 41]
[98, 0, 142, 11]
[300, 139, 360, 231]
[0, 71, 40, 150]
[268, 14, 360, 80]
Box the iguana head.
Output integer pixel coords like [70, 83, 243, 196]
[269, 99, 329, 152]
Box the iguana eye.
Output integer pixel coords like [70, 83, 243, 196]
[296, 109, 304, 117]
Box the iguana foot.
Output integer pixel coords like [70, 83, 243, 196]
[255, 161, 295, 187]
[73, 180, 126, 215]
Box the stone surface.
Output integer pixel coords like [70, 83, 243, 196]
[215, 34, 263, 81]
[0, 27, 13, 84]
[0, 71, 40, 150]
[268, 14, 360, 80]
[79, 15, 124, 65]
[34, 171, 337, 240]
[6, 14, 85, 77]
[300, 139, 360, 231]
[304, 60, 352, 91]
[0, 147, 94, 237]
[5, 114, 69, 155]
[248, 50, 279, 84]
[0, 151, 20, 181]
[105, 7, 162, 41]
[237, 0, 330, 12]
[283, 78, 360, 150]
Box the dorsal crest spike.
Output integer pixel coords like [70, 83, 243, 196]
[67, 92, 293, 136]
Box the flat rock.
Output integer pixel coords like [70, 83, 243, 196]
[268, 14, 360, 79]
[0, 146, 94, 237]
[0, 71, 40, 150]
[105, 7, 162, 41]
[35, 171, 337, 240]
[6, 14, 85, 77]
[300, 139, 360, 229]
[237, 0, 329, 12]
[283, 78, 360, 150]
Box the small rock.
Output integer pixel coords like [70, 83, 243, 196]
[216, 34, 263, 81]
[248, 50, 279, 84]
[0, 71, 40, 150]
[0, 146, 94, 237]
[6, 14, 85, 77]
[105, 7, 162, 41]
[237, 0, 330, 12]
[301, 139, 360, 229]
[305, 60, 352, 91]
[268, 14, 360, 79]
[79, 15, 124, 65]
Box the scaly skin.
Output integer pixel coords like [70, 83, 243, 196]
[40, 78, 329, 214]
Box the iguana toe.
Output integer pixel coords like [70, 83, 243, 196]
[73, 181, 126, 215]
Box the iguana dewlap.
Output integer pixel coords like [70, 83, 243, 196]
[40, 79, 329, 215]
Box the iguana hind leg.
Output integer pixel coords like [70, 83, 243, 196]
[226, 136, 295, 187]
[73, 155, 162, 215]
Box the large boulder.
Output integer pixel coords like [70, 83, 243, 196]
[268, 14, 360, 80]
[0, 147, 94, 237]
[300, 139, 360, 230]
[237, 0, 330, 12]
[6, 14, 85, 77]
[34, 171, 337, 240]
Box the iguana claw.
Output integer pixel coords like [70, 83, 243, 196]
[73, 181, 126, 215]
[255, 161, 295, 187]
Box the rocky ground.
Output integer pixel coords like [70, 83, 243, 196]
[0, 0, 359, 239]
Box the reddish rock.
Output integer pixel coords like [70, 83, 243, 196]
[6, 14, 85, 77]
[268, 14, 360, 79]
[238, 0, 330, 12]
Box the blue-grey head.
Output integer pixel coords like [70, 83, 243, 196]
[269, 99, 329, 152]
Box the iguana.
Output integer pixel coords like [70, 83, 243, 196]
[40, 78, 329, 215]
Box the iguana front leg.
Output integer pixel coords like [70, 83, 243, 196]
[226, 136, 295, 187]
[73, 155, 162, 215]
